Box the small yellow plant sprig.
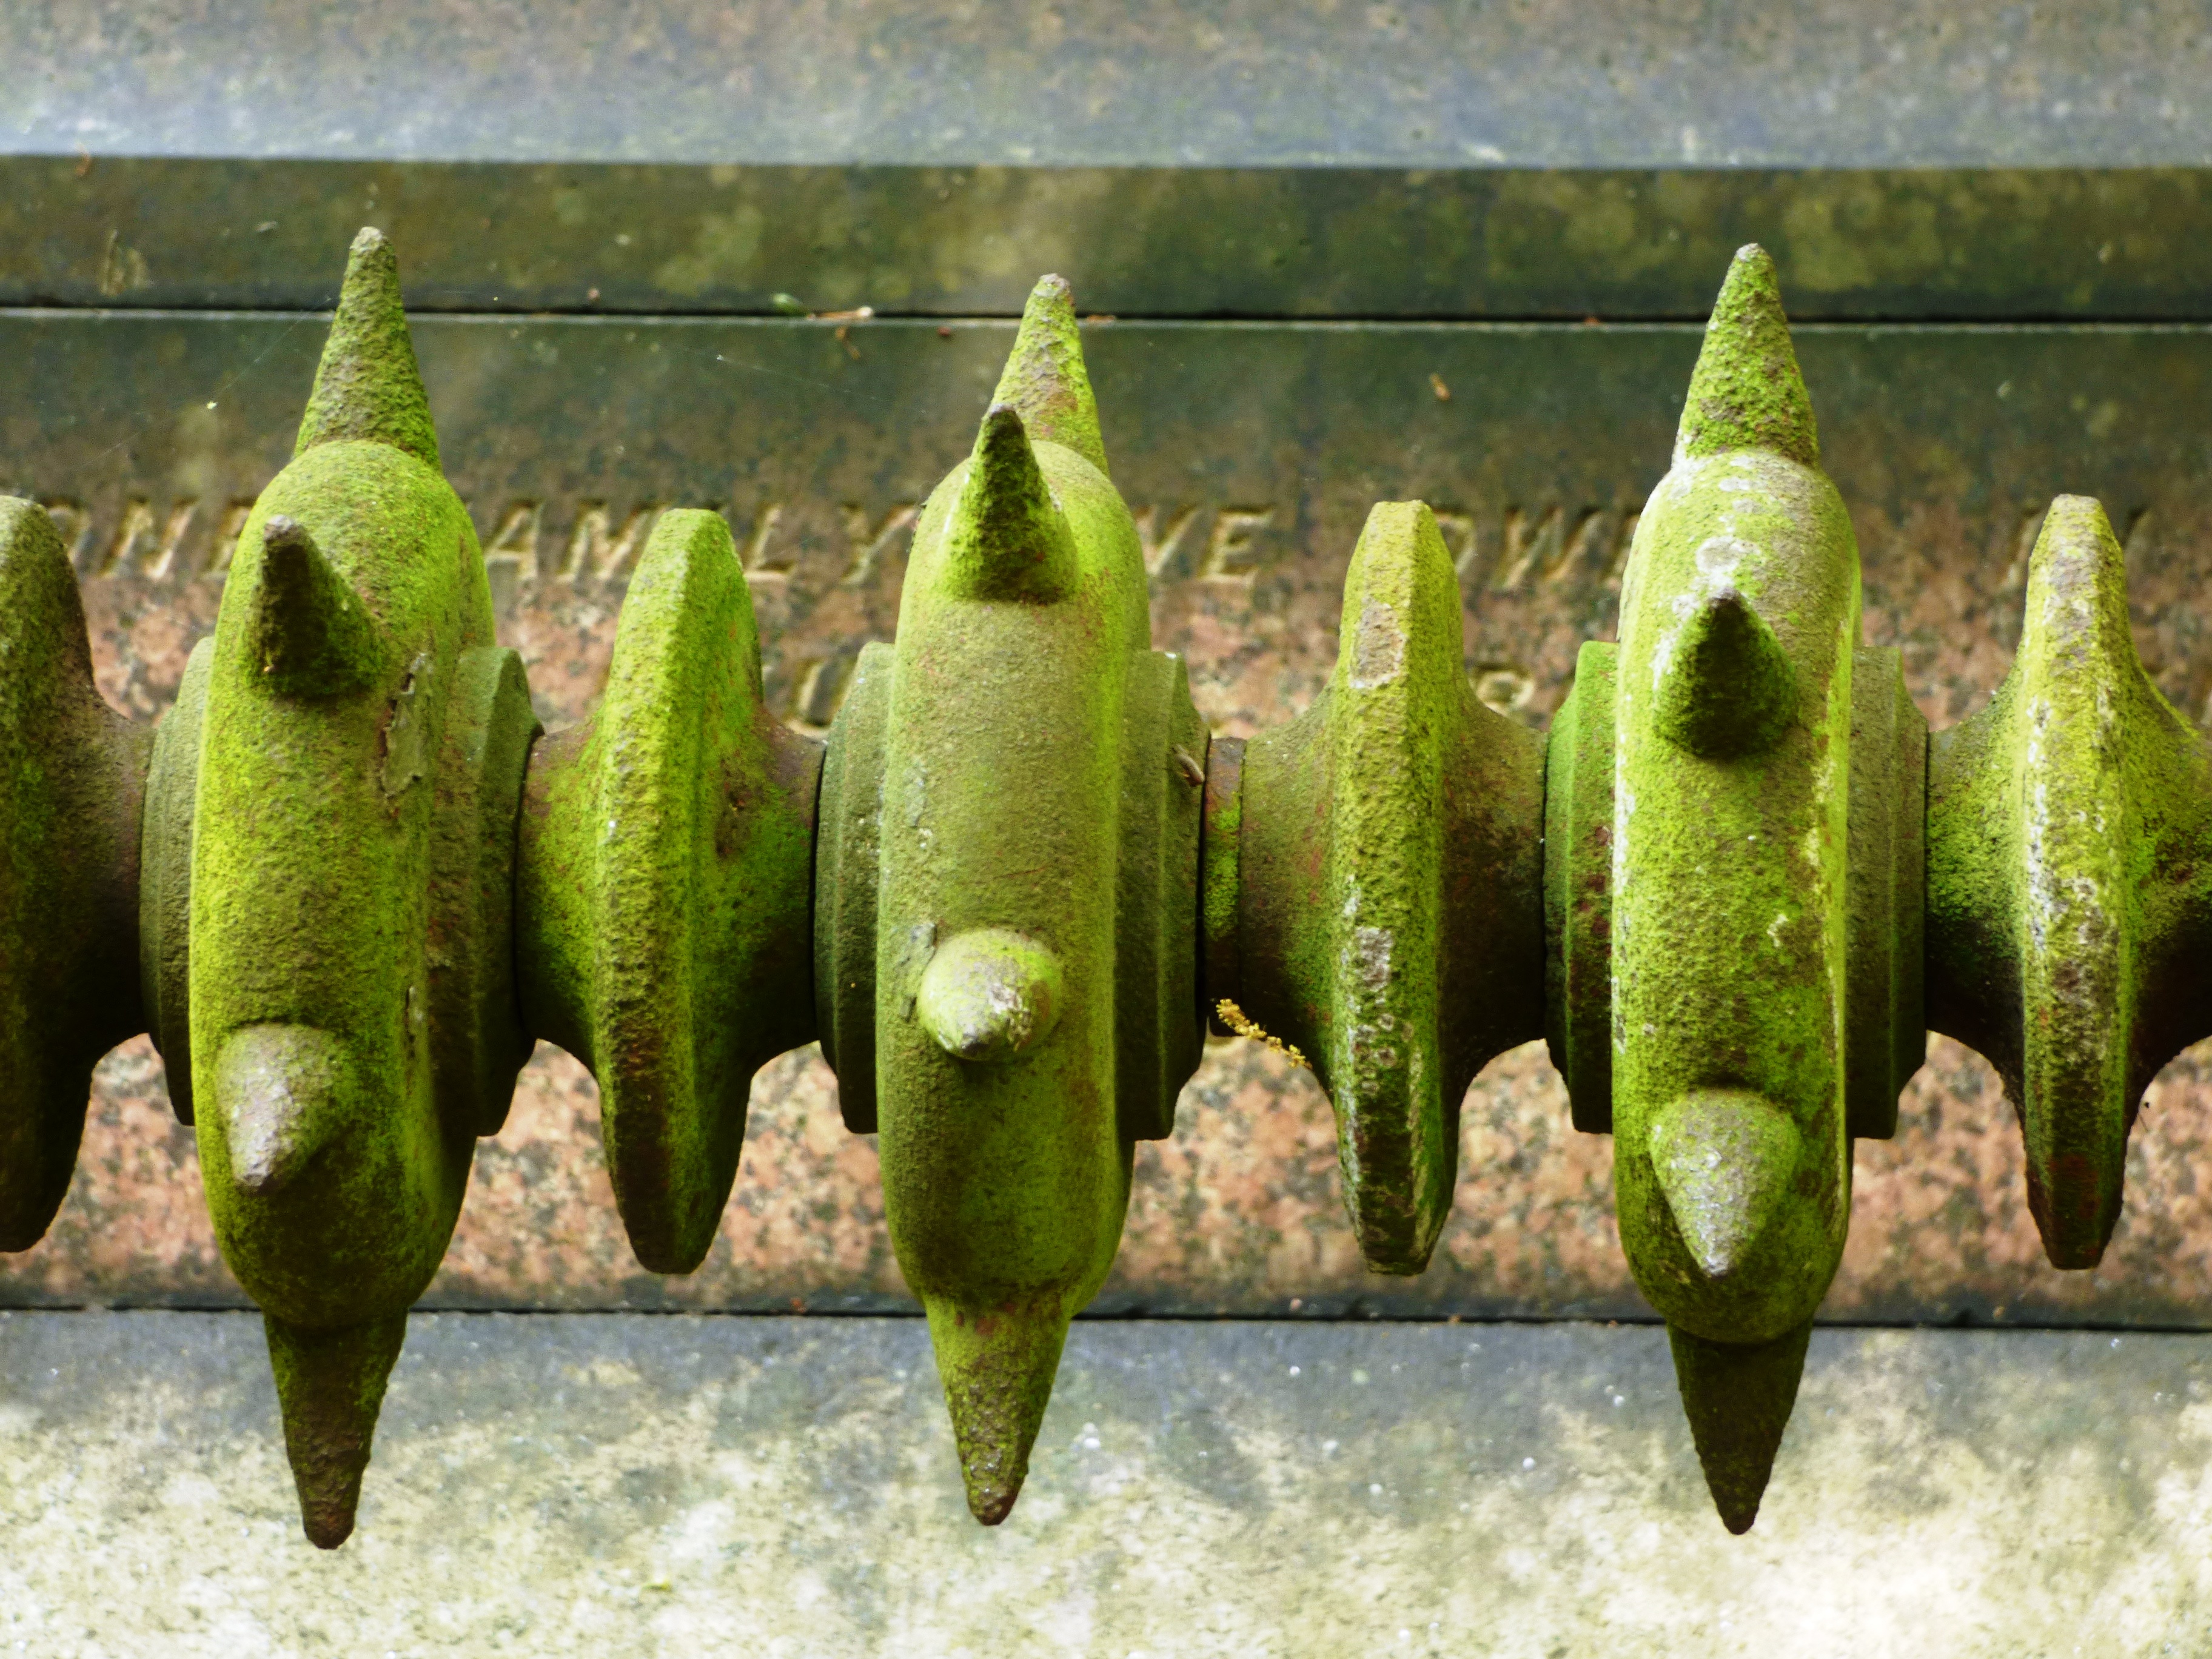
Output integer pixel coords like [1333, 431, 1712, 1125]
[1215, 999, 1309, 1070]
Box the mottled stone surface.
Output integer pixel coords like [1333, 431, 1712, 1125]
[12, 0, 2212, 169]
[10, 315, 2212, 1322]
[2, 1312, 2208, 1655]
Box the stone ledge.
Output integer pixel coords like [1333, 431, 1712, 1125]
[0, 1311, 2202, 1654]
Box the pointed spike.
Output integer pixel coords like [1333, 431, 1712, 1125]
[990, 274, 1108, 477]
[1648, 1091, 1801, 1279]
[295, 227, 440, 469]
[213, 1024, 345, 1195]
[940, 404, 1079, 605]
[247, 516, 382, 697]
[1678, 245, 1818, 468]
[1669, 1318, 1811, 1534]
[923, 1293, 1071, 1524]
[1650, 588, 1796, 759]
[264, 1310, 409, 1549]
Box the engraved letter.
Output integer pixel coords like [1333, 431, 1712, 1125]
[840, 503, 918, 588]
[482, 501, 543, 589]
[96, 497, 156, 578]
[40, 499, 93, 568]
[560, 502, 662, 585]
[1199, 507, 1275, 583]
[1133, 504, 1202, 578]
[203, 500, 256, 580]
[740, 503, 788, 577]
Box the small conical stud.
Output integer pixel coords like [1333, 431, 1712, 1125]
[246, 516, 382, 697]
[1677, 244, 1818, 468]
[212, 1024, 345, 1196]
[1647, 1091, 1802, 1279]
[1651, 588, 1797, 758]
[941, 403, 1079, 605]
[914, 928, 1067, 1064]
[991, 274, 1108, 476]
[295, 226, 440, 469]
[1668, 1318, 1812, 1535]
[925, 1295, 1071, 1524]
[264, 1310, 409, 1549]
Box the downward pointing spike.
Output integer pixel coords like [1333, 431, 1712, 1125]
[247, 516, 382, 697]
[264, 1310, 409, 1549]
[295, 226, 440, 469]
[990, 274, 1108, 476]
[924, 1293, 1071, 1524]
[1668, 1318, 1811, 1535]
[1651, 589, 1797, 759]
[941, 403, 1079, 605]
[1678, 244, 1818, 468]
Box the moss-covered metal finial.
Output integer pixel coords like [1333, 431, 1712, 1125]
[294, 226, 440, 470]
[1606, 247, 1872, 1535]
[990, 274, 1108, 477]
[1677, 244, 1818, 468]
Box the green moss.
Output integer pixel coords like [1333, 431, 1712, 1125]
[1676, 244, 1819, 468]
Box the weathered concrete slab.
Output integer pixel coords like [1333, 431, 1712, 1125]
[1, 1312, 2207, 1655]
[12, 1, 2210, 170]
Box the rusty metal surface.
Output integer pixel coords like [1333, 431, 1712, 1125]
[9, 310, 2212, 1324]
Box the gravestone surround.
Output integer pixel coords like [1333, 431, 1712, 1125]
[2, 6, 2211, 1647]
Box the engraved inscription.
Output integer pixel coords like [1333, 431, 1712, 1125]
[14, 489, 1734, 614]
[481, 501, 543, 585]
[559, 502, 662, 585]
[1493, 506, 1606, 591]
[739, 503, 788, 577]
[203, 501, 256, 579]
[1134, 505, 1202, 578]
[1199, 508, 1275, 582]
[40, 498, 93, 566]
[839, 503, 919, 588]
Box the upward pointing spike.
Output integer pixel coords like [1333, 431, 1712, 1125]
[941, 403, 1080, 604]
[1678, 244, 1818, 468]
[263, 1310, 409, 1549]
[295, 227, 440, 470]
[1668, 1318, 1812, 1535]
[990, 274, 1108, 477]
[923, 1292, 1071, 1525]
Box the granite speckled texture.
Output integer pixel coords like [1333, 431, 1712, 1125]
[2, 1312, 2208, 1655]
